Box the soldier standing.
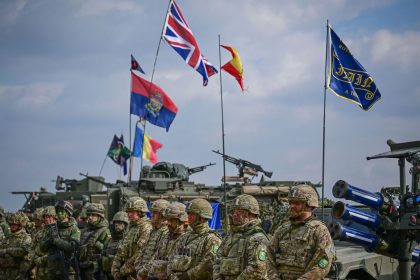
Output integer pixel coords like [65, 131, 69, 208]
[267, 184, 336, 280]
[214, 194, 269, 280]
[102, 211, 129, 279]
[40, 200, 81, 280]
[147, 202, 189, 280]
[111, 196, 152, 280]
[135, 199, 170, 280]
[78, 203, 111, 279]
[0, 212, 32, 279]
[29, 207, 51, 280]
[168, 198, 221, 280]
[0, 206, 11, 238]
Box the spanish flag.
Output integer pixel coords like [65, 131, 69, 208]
[221, 45, 244, 92]
[133, 126, 163, 164]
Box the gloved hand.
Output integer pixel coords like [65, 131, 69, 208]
[175, 271, 189, 280]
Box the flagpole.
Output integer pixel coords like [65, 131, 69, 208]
[321, 20, 330, 219]
[129, 83, 133, 182]
[218, 35, 228, 231]
[138, 0, 173, 183]
[99, 153, 108, 176]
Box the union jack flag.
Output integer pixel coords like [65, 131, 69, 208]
[163, 0, 217, 86]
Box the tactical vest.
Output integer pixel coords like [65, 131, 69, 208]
[136, 225, 168, 276]
[0, 229, 32, 270]
[170, 225, 221, 280]
[272, 219, 325, 280]
[30, 227, 49, 279]
[218, 226, 267, 279]
[149, 230, 184, 280]
[78, 223, 109, 268]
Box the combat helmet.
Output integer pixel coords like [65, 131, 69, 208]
[187, 199, 212, 219]
[55, 200, 74, 216]
[112, 211, 129, 225]
[86, 203, 105, 218]
[43, 206, 57, 217]
[231, 194, 260, 215]
[288, 184, 319, 208]
[150, 199, 170, 213]
[163, 202, 188, 222]
[7, 212, 28, 227]
[125, 196, 149, 213]
[33, 208, 44, 221]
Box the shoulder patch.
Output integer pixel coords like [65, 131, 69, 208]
[258, 248, 267, 261]
[318, 257, 329, 269]
[212, 244, 219, 254]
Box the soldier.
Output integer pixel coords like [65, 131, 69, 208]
[40, 200, 81, 280]
[102, 211, 129, 279]
[147, 202, 189, 280]
[0, 212, 32, 279]
[111, 197, 153, 280]
[214, 194, 269, 280]
[0, 206, 11, 238]
[30, 206, 55, 280]
[267, 184, 336, 280]
[168, 198, 221, 280]
[31, 208, 45, 236]
[78, 203, 111, 279]
[0, 224, 4, 242]
[135, 199, 170, 280]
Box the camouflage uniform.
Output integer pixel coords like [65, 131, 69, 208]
[0, 224, 4, 242]
[168, 199, 221, 280]
[0, 206, 11, 238]
[148, 202, 189, 280]
[111, 197, 152, 280]
[78, 203, 111, 279]
[0, 212, 32, 279]
[40, 200, 81, 280]
[214, 194, 269, 280]
[135, 199, 170, 279]
[102, 211, 129, 279]
[267, 185, 335, 280]
[29, 207, 50, 280]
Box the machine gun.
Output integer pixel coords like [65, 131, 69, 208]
[328, 139, 420, 280]
[212, 150, 273, 180]
[79, 173, 115, 188]
[188, 162, 216, 175]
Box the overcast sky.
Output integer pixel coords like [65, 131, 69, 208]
[1, 0, 419, 211]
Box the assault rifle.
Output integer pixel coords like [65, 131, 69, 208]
[212, 150, 273, 178]
[47, 223, 70, 280]
[188, 162, 216, 175]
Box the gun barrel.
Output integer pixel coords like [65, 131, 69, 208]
[332, 201, 382, 230]
[328, 221, 379, 252]
[332, 180, 385, 210]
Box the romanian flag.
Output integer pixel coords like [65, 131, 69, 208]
[221, 45, 244, 92]
[130, 72, 178, 131]
[133, 126, 163, 164]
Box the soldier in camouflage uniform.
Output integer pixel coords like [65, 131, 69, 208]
[40, 200, 81, 280]
[135, 199, 170, 280]
[0, 212, 32, 279]
[267, 184, 336, 280]
[0, 225, 4, 242]
[78, 203, 111, 279]
[0, 206, 11, 238]
[111, 196, 152, 280]
[168, 199, 221, 280]
[147, 202, 189, 280]
[214, 194, 269, 280]
[29, 207, 50, 280]
[102, 211, 129, 279]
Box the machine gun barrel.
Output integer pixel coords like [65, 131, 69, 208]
[79, 173, 113, 188]
[332, 201, 382, 230]
[188, 162, 216, 175]
[333, 180, 391, 211]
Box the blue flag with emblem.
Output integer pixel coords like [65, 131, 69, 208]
[328, 27, 381, 111]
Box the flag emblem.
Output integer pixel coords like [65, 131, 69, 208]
[163, 0, 217, 86]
